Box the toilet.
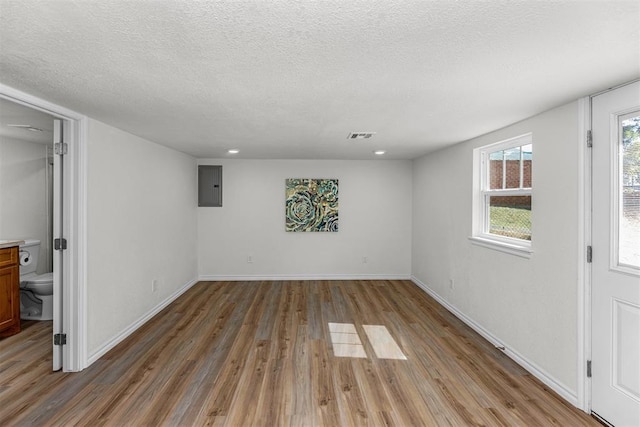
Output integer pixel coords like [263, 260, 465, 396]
[19, 239, 54, 321]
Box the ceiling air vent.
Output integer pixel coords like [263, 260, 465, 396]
[347, 132, 376, 140]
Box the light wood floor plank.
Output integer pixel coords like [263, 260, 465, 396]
[0, 280, 599, 426]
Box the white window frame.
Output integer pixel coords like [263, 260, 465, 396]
[470, 133, 533, 257]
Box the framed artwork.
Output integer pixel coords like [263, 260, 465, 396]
[286, 178, 339, 232]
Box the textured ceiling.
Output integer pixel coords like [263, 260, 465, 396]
[0, 0, 638, 159]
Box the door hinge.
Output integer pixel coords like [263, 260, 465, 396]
[54, 238, 67, 251]
[586, 130, 592, 148]
[587, 360, 592, 378]
[54, 142, 68, 156]
[587, 246, 592, 263]
[54, 333, 67, 346]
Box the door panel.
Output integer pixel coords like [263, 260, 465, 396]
[591, 81, 640, 427]
[52, 119, 63, 371]
[613, 299, 640, 400]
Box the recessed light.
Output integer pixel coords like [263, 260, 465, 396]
[227, 149, 239, 154]
[373, 150, 386, 155]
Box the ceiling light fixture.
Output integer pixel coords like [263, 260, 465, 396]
[227, 149, 239, 154]
[7, 124, 44, 132]
[373, 150, 386, 155]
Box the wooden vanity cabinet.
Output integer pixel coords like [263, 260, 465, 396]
[0, 246, 20, 337]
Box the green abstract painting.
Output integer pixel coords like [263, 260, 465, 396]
[286, 178, 339, 232]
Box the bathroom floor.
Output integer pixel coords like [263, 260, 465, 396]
[0, 319, 53, 401]
[0, 318, 51, 358]
[18, 319, 43, 331]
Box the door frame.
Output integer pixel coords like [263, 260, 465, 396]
[578, 94, 591, 413]
[0, 83, 88, 372]
[579, 79, 640, 414]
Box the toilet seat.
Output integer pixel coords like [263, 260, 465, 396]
[21, 272, 54, 295]
[25, 272, 54, 284]
[18, 239, 54, 321]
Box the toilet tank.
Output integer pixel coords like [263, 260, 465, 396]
[19, 239, 41, 276]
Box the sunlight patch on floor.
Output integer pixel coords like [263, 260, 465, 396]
[328, 322, 367, 358]
[328, 322, 406, 360]
[363, 324, 407, 360]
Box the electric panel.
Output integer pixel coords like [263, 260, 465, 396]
[198, 165, 222, 207]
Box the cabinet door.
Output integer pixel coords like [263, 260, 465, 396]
[0, 246, 16, 268]
[0, 265, 20, 336]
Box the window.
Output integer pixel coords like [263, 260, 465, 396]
[471, 133, 532, 256]
[618, 112, 640, 270]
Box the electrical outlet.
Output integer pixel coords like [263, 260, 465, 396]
[247, 254, 253, 263]
[363, 256, 368, 264]
[152, 279, 158, 292]
[449, 279, 454, 289]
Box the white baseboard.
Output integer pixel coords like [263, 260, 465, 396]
[199, 274, 412, 282]
[87, 277, 199, 366]
[410, 275, 579, 408]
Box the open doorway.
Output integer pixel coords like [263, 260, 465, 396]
[0, 85, 87, 372]
[0, 98, 61, 369]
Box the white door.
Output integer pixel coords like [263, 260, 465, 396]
[592, 81, 640, 426]
[52, 119, 64, 371]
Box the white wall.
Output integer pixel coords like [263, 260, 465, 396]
[86, 119, 198, 356]
[0, 136, 50, 273]
[412, 101, 581, 400]
[198, 159, 412, 279]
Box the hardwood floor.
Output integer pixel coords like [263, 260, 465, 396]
[1, 280, 598, 426]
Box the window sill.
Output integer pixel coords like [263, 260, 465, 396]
[468, 236, 533, 259]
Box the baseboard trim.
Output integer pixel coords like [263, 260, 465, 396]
[198, 274, 412, 282]
[410, 275, 579, 408]
[87, 277, 199, 366]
